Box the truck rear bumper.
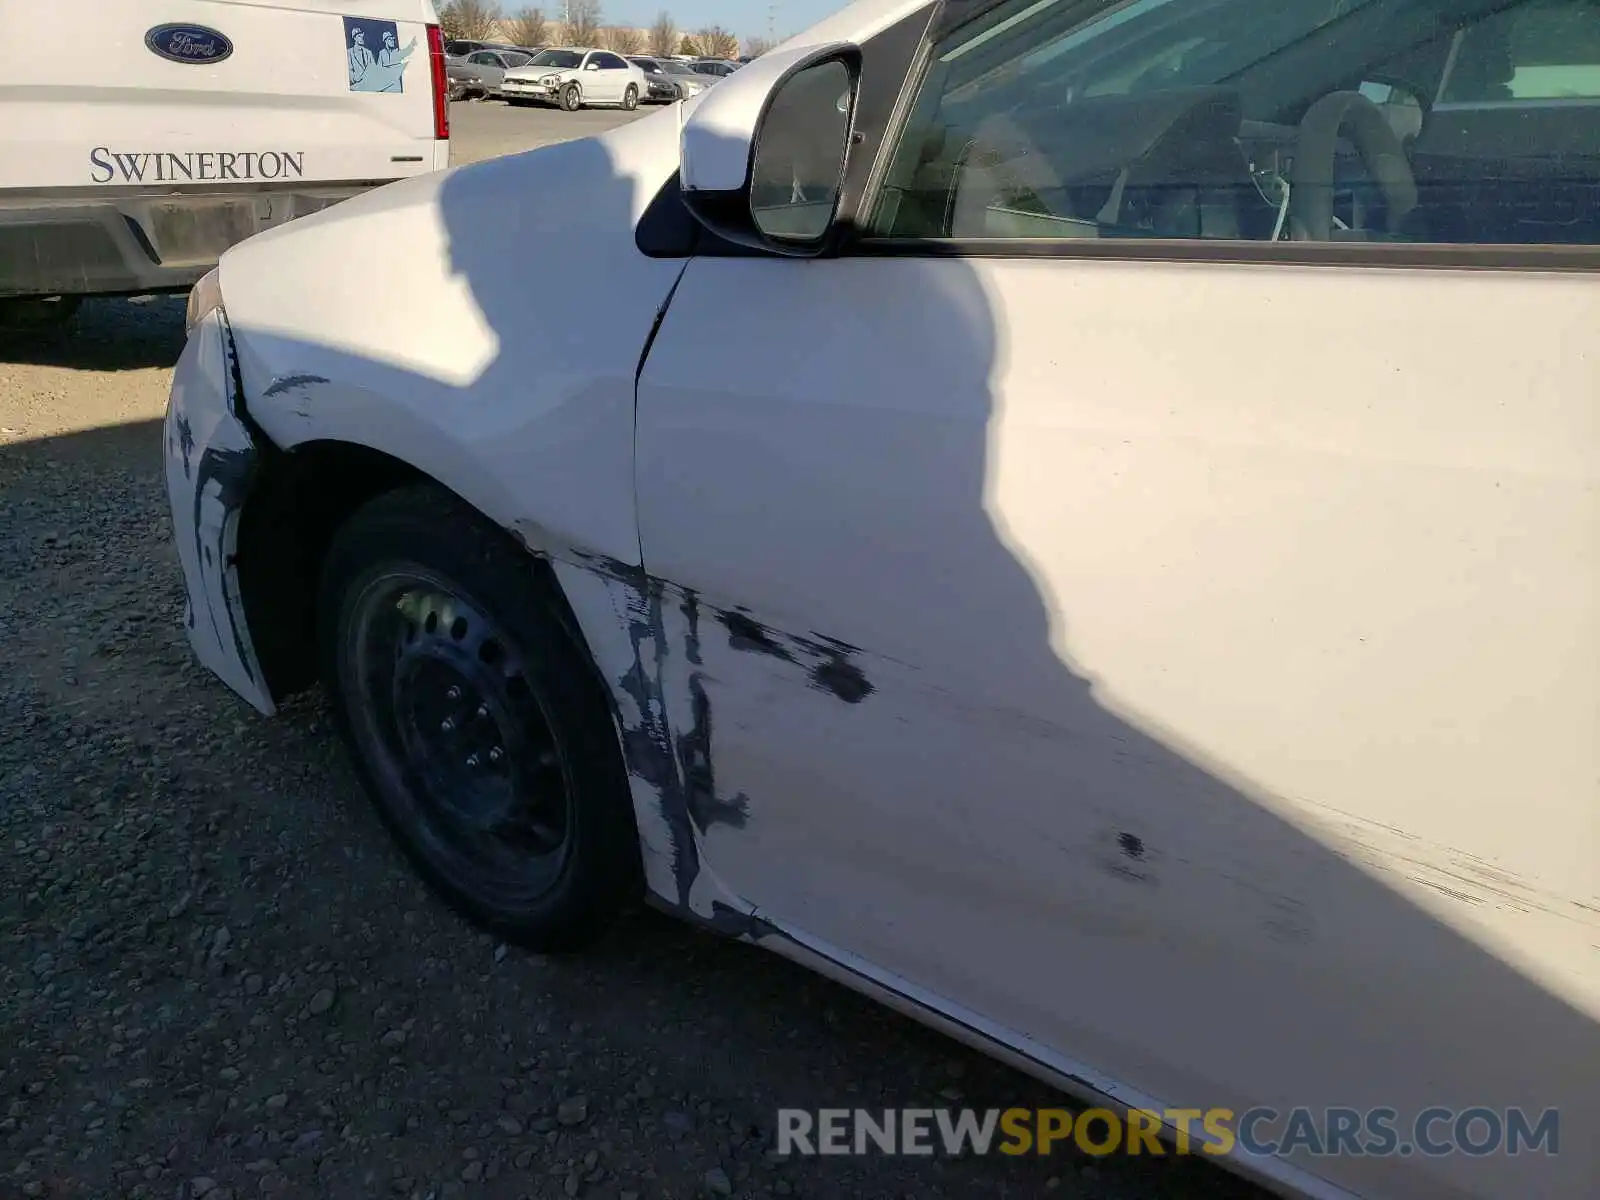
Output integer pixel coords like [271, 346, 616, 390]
[0, 183, 388, 299]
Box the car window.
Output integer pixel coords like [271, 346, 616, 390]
[661, 60, 697, 75]
[467, 52, 492, 65]
[868, 0, 1600, 247]
[1439, 0, 1600, 101]
[529, 49, 583, 69]
[595, 53, 628, 70]
[632, 58, 662, 73]
[446, 41, 478, 56]
[504, 52, 533, 67]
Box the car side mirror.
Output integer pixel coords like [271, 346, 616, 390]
[679, 43, 861, 256]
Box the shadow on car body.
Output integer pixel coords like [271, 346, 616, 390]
[10, 111, 1593, 1200]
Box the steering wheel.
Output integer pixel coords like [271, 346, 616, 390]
[1288, 91, 1418, 241]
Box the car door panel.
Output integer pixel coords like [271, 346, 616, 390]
[589, 54, 621, 102]
[635, 253, 1599, 1200]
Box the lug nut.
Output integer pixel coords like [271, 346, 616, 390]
[488, 746, 503, 764]
[440, 718, 455, 733]
[446, 685, 461, 701]
[476, 704, 489, 720]
[466, 754, 480, 768]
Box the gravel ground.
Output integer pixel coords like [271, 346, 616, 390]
[0, 105, 1266, 1200]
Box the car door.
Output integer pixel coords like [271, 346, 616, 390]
[598, 51, 633, 101]
[465, 51, 498, 87]
[635, 1, 1599, 1197]
[579, 51, 612, 102]
[481, 51, 511, 88]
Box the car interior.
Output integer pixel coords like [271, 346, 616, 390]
[870, 0, 1600, 245]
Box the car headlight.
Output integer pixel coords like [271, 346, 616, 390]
[185, 266, 224, 333]
[681, 80, 703, 95]
[541, 73, 561, 85]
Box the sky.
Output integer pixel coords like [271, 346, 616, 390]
[594, 0, 846, 41]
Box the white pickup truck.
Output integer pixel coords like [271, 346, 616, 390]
[0, 0, 451, 326]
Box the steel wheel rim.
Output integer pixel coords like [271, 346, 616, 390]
[342, 567, 574, 904]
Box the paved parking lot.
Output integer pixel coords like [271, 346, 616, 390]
[0, 103, 1263, 1200]
[447, 99, 649, 165]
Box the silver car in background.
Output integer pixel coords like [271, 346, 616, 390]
[630, 55, 719, 101]
[626, 56, 682, 103]
[447, 48, 540, 100]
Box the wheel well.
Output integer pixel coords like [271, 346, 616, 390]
[237, 439, 607, 713]
[236, 441, 425, 701]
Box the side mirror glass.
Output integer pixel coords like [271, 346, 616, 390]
[749, 58, 856, 246]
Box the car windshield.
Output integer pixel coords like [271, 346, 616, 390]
[528, 49, 584, 68]
[630, 58, 662, 72]
[661, 60, 698, 74]
[504, 52, 534, 66]
[445, 41, 478, 56]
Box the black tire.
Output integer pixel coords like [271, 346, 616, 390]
[0, 295, 83, 331]
[318, 484, 641, 952]
[622, 84, 639, 111]
[560, 82, 582, 111]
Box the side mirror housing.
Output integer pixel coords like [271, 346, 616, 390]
[679, 42, 861, 256]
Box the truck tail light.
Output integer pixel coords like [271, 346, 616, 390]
[427, 24, 450, 140]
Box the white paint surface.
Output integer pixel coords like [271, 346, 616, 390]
[223, 106, 688, 567]
[161, 0, 1600, 1195]
[635, 254, 1599, 1200]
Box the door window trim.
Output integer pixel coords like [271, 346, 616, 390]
[637, 0, 1600, 269]
[831, 0, 1600, 271]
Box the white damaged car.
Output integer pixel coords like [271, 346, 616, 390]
[164, 0, 1599, 1197]
[499, 46, 646, 110]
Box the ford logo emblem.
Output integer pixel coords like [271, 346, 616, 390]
[145, 23, 234, 65]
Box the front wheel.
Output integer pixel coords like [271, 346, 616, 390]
[622, 84, 639, 111]
[318, 484, 641, 951]
[560, 82, 582, 111]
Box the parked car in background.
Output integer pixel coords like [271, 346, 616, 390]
[689, 58, 739, 77]
[447, 48, 539, 100]
[500, 47, 646, 110]
[629, 55, 718, 100]
[444, 38, 522, 58]
[626, 56, 682, 103]
[0, 0, 450, 330]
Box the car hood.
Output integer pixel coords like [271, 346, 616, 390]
[505, 66, 574, 82]
[215, 103, 688, 382]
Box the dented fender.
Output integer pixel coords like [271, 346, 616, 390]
[162, 309, 276, 715]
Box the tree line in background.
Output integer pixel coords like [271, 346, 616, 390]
[440, 0, 771, 58]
